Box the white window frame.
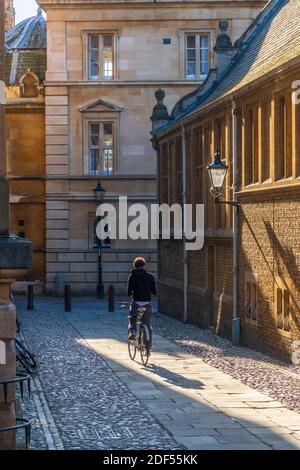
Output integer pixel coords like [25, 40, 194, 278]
[178, 28, 215, 81]
[185, 33, 209, 80]
[82, 30, 119, 81]
[83, 115, 119, 176]
[87, 121, 114, 176]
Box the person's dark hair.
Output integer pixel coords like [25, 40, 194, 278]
[133, 257, 146, 268]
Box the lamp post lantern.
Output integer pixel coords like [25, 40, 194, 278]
[93, 181, 106, 299]
[207, 150, 239, 207]
[207, 150, 228, 192]
[93, 180, 106, 204]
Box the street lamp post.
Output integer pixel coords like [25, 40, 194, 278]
[207, 148, 240, 345]
[93, 181, 106, 299]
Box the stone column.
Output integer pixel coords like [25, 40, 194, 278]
[0, 289, 17, 450]
[0, 209, 32, 451]
[0, 0, 32, 449]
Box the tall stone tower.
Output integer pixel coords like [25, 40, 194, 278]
[5, 0, 14, 32]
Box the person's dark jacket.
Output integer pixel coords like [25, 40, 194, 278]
[127, 268, 157, 302]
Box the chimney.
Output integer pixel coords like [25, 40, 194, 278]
[214, 19, 236, 80]
[5, 0, 14, 32]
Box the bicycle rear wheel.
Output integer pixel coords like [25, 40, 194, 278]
[140, 326, 151, 366]
[128, 339, 137, 361]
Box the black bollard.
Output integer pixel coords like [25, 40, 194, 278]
[64, 284, 72, 312]
[27, 285, 34, 311]
[108, 285, 115, 313]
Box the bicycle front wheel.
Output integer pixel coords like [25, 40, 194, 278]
[140, 326, 151, 366]
[128, 339, 137, 361]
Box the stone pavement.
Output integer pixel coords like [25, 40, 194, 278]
[16, 297, 300, 450]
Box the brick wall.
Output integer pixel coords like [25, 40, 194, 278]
[159, 240, 184, 319]
[159, 238, 234, 334]
[239, 189, 300, 361]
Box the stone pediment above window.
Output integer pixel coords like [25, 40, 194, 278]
[79, 98, 123, 113]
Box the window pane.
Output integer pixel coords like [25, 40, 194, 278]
[103, 123, 113, 147]
[200, 36, 209, 76]
[91, 134, 99, 146]
[90, 149, 100, 174]
[90, 35, 98, 49]
[90, 49, 98, 63]
[186, 35, 196, 48]
[200, 35, 208, 48]
[90, 123, 99, 135]
[89, 36, 99, 80]
[200, 60, 209, 76]
[103, 48, 113, 79]
[90, 124, 99, 145]
[283, 291, 290, 331]
[187, 62, 196, 78]
[187, 49, 196, 61]
[277, 288, 283, 329]
[103, 34, 112, 47]
[89, 62, 98, 79]
[103, 148, 113, 175]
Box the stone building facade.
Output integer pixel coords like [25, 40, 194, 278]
[37, 0, 264, 295]
[152, 0, 300, 362]
[5, 9, 47, 290]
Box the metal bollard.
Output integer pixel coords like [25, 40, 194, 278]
[64, 285, 72, 312]
[108, 285, 115, 313]
[27, 285, 34, 311]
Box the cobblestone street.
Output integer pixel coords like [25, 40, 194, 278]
[16, 297, 300, 450]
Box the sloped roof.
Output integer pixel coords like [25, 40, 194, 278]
[5, 8, 47, 85]
[5, 7, 46, 50]
[5, 50, 47, 85]
[163, 0, 299, 129]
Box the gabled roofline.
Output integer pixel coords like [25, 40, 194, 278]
[155, 43, 300, 138]
[79, 97, 124, 112]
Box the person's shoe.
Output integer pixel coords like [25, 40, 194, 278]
[128, 332, 136, 341]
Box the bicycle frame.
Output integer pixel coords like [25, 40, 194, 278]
[126, 304, 151, 365]
[136, 309, 150, 348]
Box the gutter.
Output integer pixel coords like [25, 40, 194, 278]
[181, 124, 188, 323]
[231, 99, 240, 345]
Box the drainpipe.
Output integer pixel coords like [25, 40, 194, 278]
[181, 125, 188, 323]
[232, 100, 240, 345]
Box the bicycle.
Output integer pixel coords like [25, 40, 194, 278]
[121, 302, 152, 366]
[15, 339, 37, 375]
[9, 291, 37, 374]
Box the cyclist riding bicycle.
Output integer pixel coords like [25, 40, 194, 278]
[127, 257, 156, 347]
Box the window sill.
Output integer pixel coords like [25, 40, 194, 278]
[276, 328, 292, 338]
[45, 79, 204, 86]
